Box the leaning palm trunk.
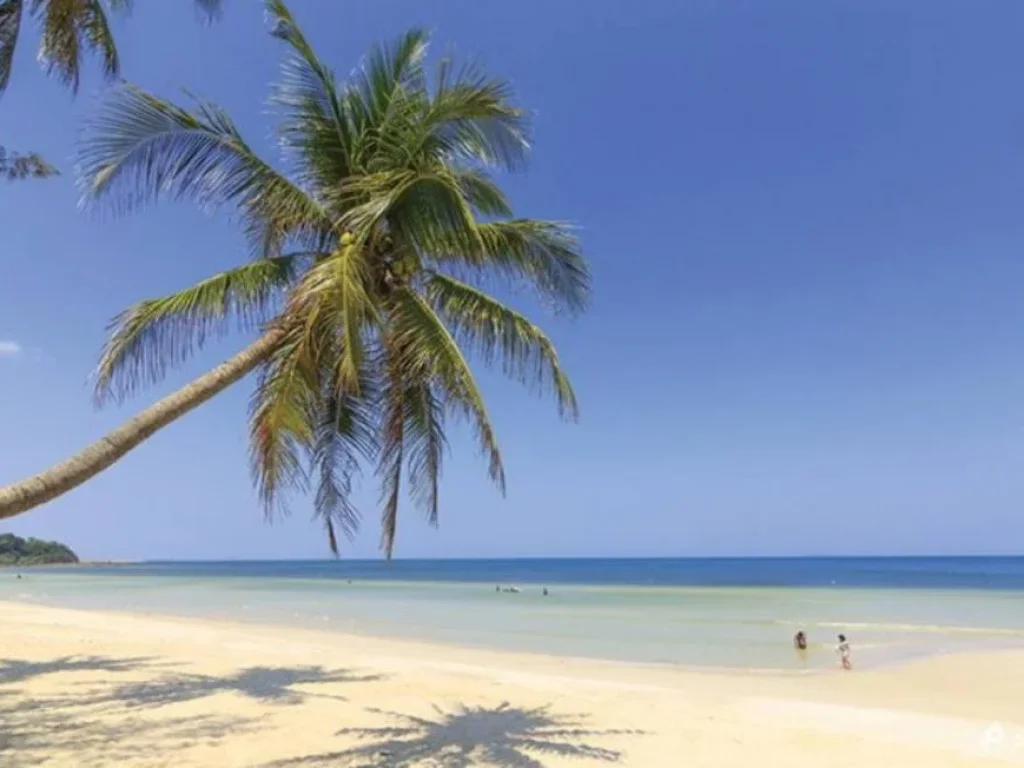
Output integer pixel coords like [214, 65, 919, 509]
[0, 330, 283, 520]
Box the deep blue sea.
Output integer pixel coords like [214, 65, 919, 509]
[3, 557, 1023, 671]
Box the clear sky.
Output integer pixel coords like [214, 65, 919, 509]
[3, 1, 1024, 560]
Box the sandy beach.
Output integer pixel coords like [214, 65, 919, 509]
[0, 601, 1022, 766]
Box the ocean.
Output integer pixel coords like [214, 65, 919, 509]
[2, 557, 1023, 672]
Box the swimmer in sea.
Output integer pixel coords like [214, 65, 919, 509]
[836, 633, 852, 670]
[793, 630, 807, 651]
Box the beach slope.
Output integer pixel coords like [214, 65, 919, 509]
[0, 601, 1020, 766]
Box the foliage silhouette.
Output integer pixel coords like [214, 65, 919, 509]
[105, 664, 384, 708]
[0, 686, 254, 767]
[267, 700, 640, 767]
[0, 655, 156, 685]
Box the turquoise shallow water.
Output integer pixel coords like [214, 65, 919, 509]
[2, 558, 1023, 671]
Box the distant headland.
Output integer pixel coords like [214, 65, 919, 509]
[0, 533, 78, 565]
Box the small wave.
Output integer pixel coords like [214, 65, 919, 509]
[813, 620, 1024, 636]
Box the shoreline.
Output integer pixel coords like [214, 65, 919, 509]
[1, 597, 799, 682]
[1, 601, 1024, 765]
[2, 593, 1016, 680]
[5, 569, 1023, 677]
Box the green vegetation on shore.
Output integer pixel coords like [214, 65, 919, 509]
[0, 534, 78, 565]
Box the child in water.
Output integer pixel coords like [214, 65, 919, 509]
[836, 634, 852, 670]
[793, 630, 807, 650]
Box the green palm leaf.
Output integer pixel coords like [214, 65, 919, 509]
[375, 368, 447, 557]
[95, 255, 304, 404]
[36, 0, 83, 91]
[79, 84, 333, 256]
[75, 0, 119, 84]
[389, 287, 505, 493]
[421, 57, 529, 171]
[287, 238, 376, 393]
[248, 324, 320, 515]
[0, 0, 22, 95]
[404, 379, 446, 527]
[453, 167, 512, 218]
[341, 167, 485, 260]
[312, 386, 376, 553]
[425, 273, 578, 419]
[432, 219, 589, 314]
[267, 0, 358, 195]
[377, 370, 404, 559]
[249, 286, 377, 520]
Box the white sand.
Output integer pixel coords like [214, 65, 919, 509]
[0, 601, 1021, 766]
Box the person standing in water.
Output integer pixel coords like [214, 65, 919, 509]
[793, 631, 807, 650]
[836, 634, 852, 670]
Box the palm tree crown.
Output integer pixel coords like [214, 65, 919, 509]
[76, 0, 589, 557]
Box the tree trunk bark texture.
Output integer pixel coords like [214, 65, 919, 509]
[0, 331, 283, 520]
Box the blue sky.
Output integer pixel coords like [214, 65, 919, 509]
[3, 1, 1024, 560]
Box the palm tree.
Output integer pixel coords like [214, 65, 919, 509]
[0, 0, 589, 557]
[0, 0, 221, 180]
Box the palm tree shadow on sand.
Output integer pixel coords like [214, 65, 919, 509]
[0, 689, 257, 767]
[267, 701, 643, 767]
[0, 656, 161, 686]
[0, 659, 380, 765]
[101, 665, 386, 708]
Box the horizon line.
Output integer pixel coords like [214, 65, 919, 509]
[90, 553, 1024, 564]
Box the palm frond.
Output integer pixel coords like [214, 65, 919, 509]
[430, 219, 589, 314]
[312, 387, 376, 554]
[340, 167, 484, 260]
[0, 0, 22, 96]
[267, 0, 357, 194]
[78, 84, 333, 256]
[77, 0, 119, 82]
[389, 287, 505, 493]
[95, 255, 304, 404]
[374, 341, 446, 558]
[35, 0, 80, 91]
[361, 28, 428, 116]
[453, 167, 512, 218]
[33, 0, 119, 91]
[248, 323, 320, 516]
[0, 145, 58, 180]
[252, 255, 378, 520]
[425, 273, 577, 419]
[403, 379, 446, 526]
[421, 57, 530, 171]
[289, 238, 376, 393]
[377, 361, 405, 559]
